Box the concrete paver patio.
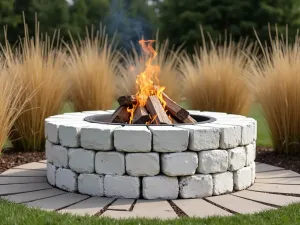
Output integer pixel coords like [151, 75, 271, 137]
[1, 161, 300, 219]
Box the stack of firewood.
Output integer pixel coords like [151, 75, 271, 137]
[110, 93, 196, 124]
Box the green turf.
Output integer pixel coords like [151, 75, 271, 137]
[0, 199, 299, 225]
[248, 104, 272, 147]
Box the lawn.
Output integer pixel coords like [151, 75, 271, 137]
[0, 199, 300, 225]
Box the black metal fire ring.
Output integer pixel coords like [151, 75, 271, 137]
[84, 113, 216, 126]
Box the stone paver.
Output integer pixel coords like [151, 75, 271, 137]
[0, 182, 51, 195]
[13, 162, 46, 170]
[206, 194, 274, 214]
[2, 161, 300, 219]
[232, 190, 300, 206]
[108, 199, 135, 211]
[0, 169, 46, 177]
[255, 163, 284, 173]
[248, 183, 300, 195]
[173, 199, 231, 217]
[59, 197, 114, 216]
[0, 176, 47, 184]
[256, 170, 300, 179]
[256, 177, 300, 184]
[26, 193, 89, 211]
[2, 188, 65, 203]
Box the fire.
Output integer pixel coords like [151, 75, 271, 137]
[128, 39, 167, 124]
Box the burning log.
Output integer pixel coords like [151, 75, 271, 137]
[110, 106, 130, 123]
[184, 115, 197, 124]
[133, 106, 150, 124]
[162, 92, 189, 121]
[146, 96, 172, 124]
[118, 95, 137, 106]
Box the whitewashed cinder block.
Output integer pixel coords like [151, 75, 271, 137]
[149, 126, 189, 152]
[68, 148, 95, 173]
[52, 145, 68, 168]
[251, 163, 256, 184]
[245, 143, 256, 166]
[104, 175, 140, 198]
[45, 140, 53, 163]
[78, 173, 104, 196]
[59, 123, 88, 148]
[161, 152, 198, 176]
[234, 166, 252, 190]
[56, 168, 78, 192]
[202, 124, 241, 149]
[126, 153, 159, 176]
[228, 147, 246, 171]
[198, 150, 228, 174]
[45, 120, 63, 144]
[142, 176, 179, 199]
[213, 172, 233, 195]
[179, 174, 213, 198]
[47, 163, 57, 186]
[114, 126, 151, 152]
[213, 119, 255, 145]
[95, 152, 125, 175]
[81, 124, 121, 150]
[179, 125, 219, 151]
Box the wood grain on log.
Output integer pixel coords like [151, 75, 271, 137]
[145, 96, 171, 124]
[133, 106, 150, 124]
[110, 106, 130, 123]
[118, 95, 137, 106]
[184, 115, 197, 124]
[162, 92, 189, 122]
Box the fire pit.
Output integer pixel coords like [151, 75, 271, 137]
[45, 40, 256, 199]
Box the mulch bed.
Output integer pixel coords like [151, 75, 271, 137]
[0, 149, 45, 173]
[256, 147, 300, 174]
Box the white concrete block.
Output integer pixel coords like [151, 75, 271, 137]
[201, 123, 241, 149]
[52, 145, 68, 168]
[234, 166, 252, 190]
[142, 176, 179, 199]
[179, 125, 220, 151]
[45, 120, 63, 144]
[148, 126, 189, 152]
[56, 168, 78, 192]
[198, 150, 228, 174]
[114, 126, 151, 152]
[104, 175, 140, 198]
[95, 152, 125, 175]
[81, 124, 121, 150]
[68, 148, 95, 173]
[78, 173, 104, 196]
[126, 153, 159, 176]
[213, 172, 233, 195]
[228, 147, 246, 171]
[47, 163, 56, 186]
[251, 163, 256, 184]
[245, 142, 256, 166]
[45, 140, 53, 163]
[179, 174, 213, 198]
[161, 152, 198, 176]
[213, 120, 255, 145]
[59, 123, 89, 148]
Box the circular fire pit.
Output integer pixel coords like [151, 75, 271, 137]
[45, 110, 256, 199]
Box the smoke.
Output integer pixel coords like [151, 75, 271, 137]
[104, 0, 154, 52]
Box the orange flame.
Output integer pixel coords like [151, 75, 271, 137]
[128, 39, 167, 124]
